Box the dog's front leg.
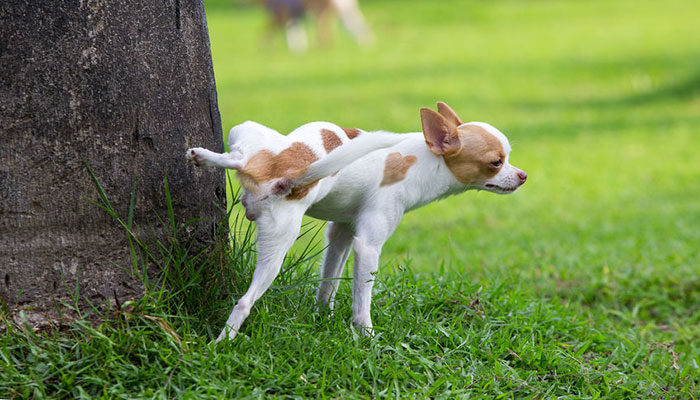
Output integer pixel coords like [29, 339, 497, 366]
[316, 222, 354, 311]
[216, 207, 304, 342]
[351, 211, 402, 336]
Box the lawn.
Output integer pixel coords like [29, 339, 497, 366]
[2, 0, 699, 397]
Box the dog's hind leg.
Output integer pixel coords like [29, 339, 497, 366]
[216, 205, 305, 342]
[316, 222, 354, 311]
[186, 147, 244, 170]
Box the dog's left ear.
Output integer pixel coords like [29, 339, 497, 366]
[420, 108, 461, 156]
[436, 101, 464, 127]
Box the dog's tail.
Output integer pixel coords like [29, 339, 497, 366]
[296, 131, 409, 186]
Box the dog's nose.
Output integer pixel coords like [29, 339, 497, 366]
[517, 171, 528, 183]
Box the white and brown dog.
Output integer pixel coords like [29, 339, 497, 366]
[186, 102, 527, 342]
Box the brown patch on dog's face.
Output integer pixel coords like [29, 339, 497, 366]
[420, 103, 507, 186]
[342, 127, 360, 139]
[321, 129, 342, 153]
[380, 152, 417, 186]
[239, 142, 318, 193]
[443, 124, 505, 185]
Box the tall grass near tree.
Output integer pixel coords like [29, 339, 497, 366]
[2, 0, 699, 397]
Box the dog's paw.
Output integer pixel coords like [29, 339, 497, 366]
[215, 326, 238, 343]
[352, 318, 375, 337]
[186, 147, 205, 166]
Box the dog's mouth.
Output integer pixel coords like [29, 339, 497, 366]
[484, 183, 518, 194]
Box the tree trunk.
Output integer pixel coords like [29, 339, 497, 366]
[0, 0, 224, 310]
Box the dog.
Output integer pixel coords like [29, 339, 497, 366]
[262, 0, 373, 53]
[186, 102, 527, 342]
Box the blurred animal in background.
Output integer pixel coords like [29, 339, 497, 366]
[262, 0, 374, 53]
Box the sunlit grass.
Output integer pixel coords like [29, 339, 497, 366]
[203, 0, 700, 394]
[206, 0, 700, 276]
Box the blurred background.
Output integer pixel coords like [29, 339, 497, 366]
[202, 0, 699, 298]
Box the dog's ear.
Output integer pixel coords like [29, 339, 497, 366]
[420, 108, 461, 156]
[436, 101, 464, 126]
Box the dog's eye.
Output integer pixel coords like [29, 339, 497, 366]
[490, 159, 502, 168]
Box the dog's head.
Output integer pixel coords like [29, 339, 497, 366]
[420, 102, 527, 194]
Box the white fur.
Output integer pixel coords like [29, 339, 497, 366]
[186, 110, 526, 342]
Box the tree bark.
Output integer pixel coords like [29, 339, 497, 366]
[0, 0, 224, 310]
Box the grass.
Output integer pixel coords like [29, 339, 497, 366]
[2, 0, 700, 397]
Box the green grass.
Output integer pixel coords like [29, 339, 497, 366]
[2, 0, 700, 397]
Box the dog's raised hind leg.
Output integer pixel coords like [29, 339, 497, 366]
[186, 147, 244, 170]
[216, 206, 304, 342]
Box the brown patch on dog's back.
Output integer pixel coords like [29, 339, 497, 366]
[321, 129, 342, 153]
[239, 142, 318, 192]
[342, 127, 360, 139]
[380, 152, 417, 187]
[443, 124, 504, 185]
